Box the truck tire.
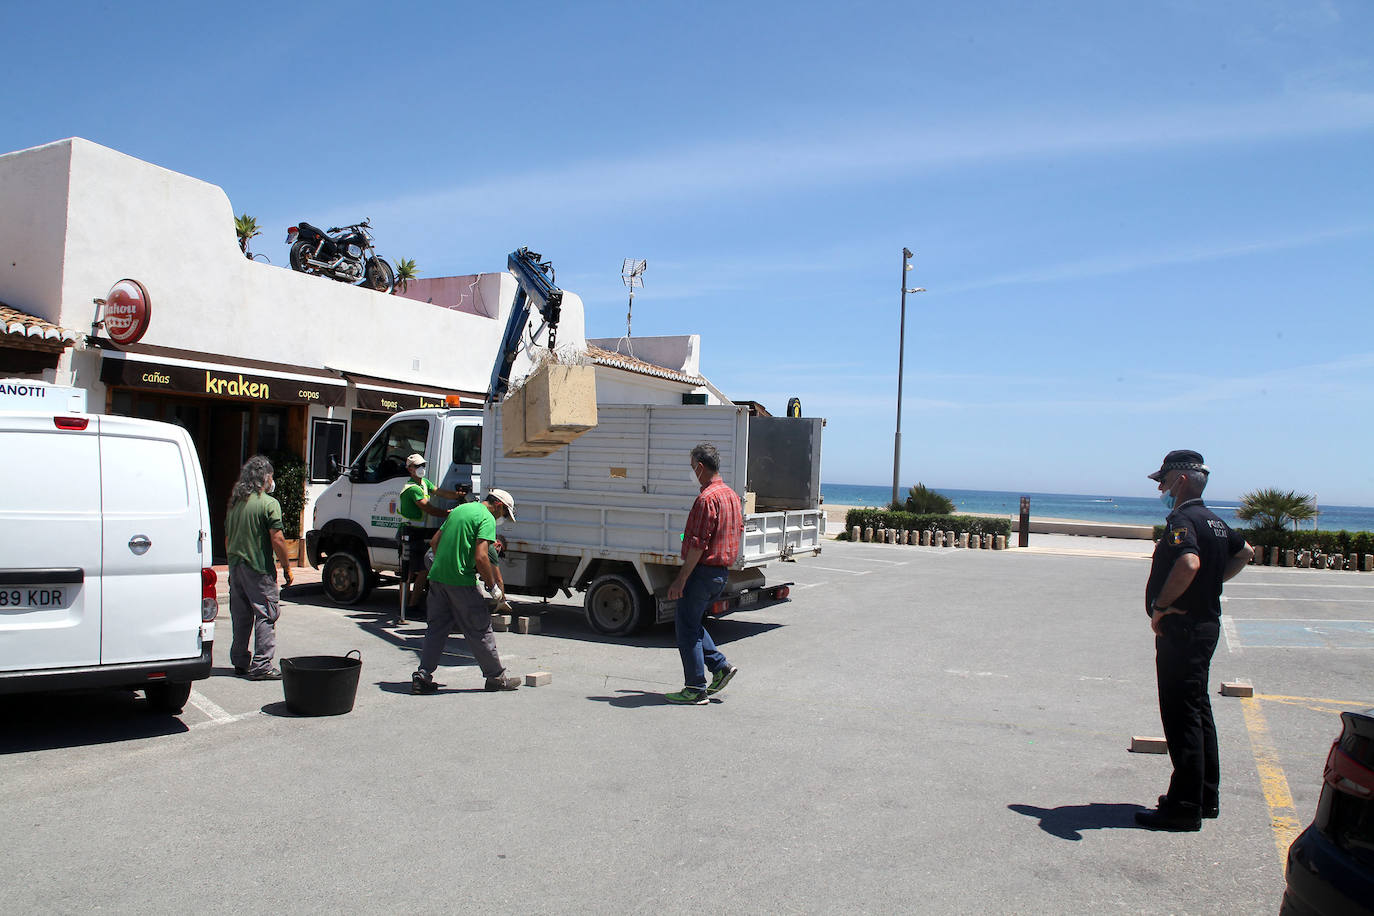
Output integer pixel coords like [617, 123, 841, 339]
[584, 573, 647, 636]
[323, 549, 374, 605]
[143, 681, 192, 715]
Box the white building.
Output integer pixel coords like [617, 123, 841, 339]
[0, 138, 720, 557]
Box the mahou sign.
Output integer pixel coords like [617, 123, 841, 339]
[104, 279, 151, 347]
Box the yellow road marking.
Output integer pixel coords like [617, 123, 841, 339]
[1240, 696, 1304, 869]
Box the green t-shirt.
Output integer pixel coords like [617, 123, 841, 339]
[225, 490, 284, 576]
[398, 476, 436, 523]
[428, 501, 495, 587]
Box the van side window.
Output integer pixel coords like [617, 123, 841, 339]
[452, 425, 482, 466]
[103, 437, 189, 513]
[359, 419, 429, 482]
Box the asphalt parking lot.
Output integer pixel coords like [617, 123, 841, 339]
[2, 539, 1371, 914]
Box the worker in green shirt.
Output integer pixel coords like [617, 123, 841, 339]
[398, 453, 468, 609]
[225, 455, 294, 680]
[412, 489, 522, 693]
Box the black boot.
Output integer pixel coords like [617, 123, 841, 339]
[1136, 801, 1202, 831]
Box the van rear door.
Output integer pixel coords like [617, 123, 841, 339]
[0, 413, 103, 671]
[98, 419, 204, 664]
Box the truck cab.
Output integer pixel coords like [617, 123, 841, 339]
[306, 407, 481, 603]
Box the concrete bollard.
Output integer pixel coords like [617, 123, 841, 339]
[1269, 546, 1281, 566]
[982, 534, 993, 549]
[864, 527, 873, 543]
[946, 530, 956, 548]
[958, 532, 969, 548]
[1364, 554, 1373, 572]
[995, 535, 1006, 550]
[887, 529, 896, 544]
[1283, 549, 1295, 567]
[1349, 553, 1358, 571]
[851, 525, 860, 542]
[968, 534, 979, 549]
[932, 531, 942, 547]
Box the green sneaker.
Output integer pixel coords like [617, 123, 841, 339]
[707, 665, 738, 696]
[665, 687, 709, 705]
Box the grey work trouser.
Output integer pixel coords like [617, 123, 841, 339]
[228, 564, 280, 674]
[418, 581, 504, 679]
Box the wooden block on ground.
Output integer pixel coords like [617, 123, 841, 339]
[1220, 682, 1254, 698]
[1130, 736, 1168, 754]
[525, 671, 551, 687]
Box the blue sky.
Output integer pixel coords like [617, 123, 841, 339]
[9, 0, 1374, 503]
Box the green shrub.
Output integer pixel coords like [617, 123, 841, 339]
[1152, 525, 1374, 564]
[903, 482, 955, 514]
[266, 449, 306, 539]
[844, 508, 1010, 538]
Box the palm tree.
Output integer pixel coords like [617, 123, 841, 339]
[901, 482, 955, 514]
[234, 213, 261, 256]
[1236, 488, 1318, 531]
[392, 257, 420, 294]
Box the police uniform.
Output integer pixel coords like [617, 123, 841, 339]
[1144, 456, 1248, 824]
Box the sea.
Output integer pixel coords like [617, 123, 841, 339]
[821, 483, 1374, 533]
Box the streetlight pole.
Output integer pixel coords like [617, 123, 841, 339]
[892, 247, 924, 508]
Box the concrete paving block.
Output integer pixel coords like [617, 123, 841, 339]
[491, 614, 510, 632]
[514, 616, 540, 634]
[1130, 736, 1168, 754]
[525, 671, 551, 687]
[1220, 682, 1254, 698]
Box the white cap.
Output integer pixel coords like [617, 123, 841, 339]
[487, 488, 517, 521]
[406, 453, 426, 468]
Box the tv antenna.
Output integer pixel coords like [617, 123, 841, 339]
[618, 258, 646, 357]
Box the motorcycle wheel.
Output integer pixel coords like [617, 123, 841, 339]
[289, 240, 316, 273]
[363, 257, 395, 292]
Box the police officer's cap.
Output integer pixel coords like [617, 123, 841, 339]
[1147, 449, 1209, 481]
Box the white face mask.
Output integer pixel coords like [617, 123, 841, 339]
[689, 464, 700, 485]
[414, 465, 426, 477]
[266, 478, 276, 494]
[495, 516, 506, 527]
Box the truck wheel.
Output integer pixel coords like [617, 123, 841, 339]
[585, 573, 647, 636]
[143, 682, 192, 715]
[323, 550, 374, 604]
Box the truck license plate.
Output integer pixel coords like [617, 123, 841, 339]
[0, 586, 68, 610]
[738, 590, 758, 607]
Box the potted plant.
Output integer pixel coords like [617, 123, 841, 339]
[267, 449, 306, 564]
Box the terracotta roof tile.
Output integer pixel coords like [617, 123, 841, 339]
[584, 344, 706, 386]
[0, 304, 81, 350]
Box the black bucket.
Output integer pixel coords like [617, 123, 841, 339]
[281, 650, 361, 716]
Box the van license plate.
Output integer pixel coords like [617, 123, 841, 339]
[0, 587, 68, 609]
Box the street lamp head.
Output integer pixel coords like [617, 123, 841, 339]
[904, 287, 926, 293]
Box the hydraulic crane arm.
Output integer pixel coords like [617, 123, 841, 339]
[488, 247, 564, 402]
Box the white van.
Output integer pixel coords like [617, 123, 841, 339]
[0, 409, 217, 714]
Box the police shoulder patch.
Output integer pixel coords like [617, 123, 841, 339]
[1171, 527, 1187, 545]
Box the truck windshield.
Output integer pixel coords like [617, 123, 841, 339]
[452, 425, 482, 466]
[359, 419, 429, 482]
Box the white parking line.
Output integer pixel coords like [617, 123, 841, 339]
[188, 689, 234, 724]
[1228, 582, 1374, 590]
[801, 565, 871, 576]
[1224, 596, 1374, 603]
[1221, 615, 1242, 656]
[790, 581, 829, 590]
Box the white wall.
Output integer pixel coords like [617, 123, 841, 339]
[0, 140, 71, 327]
[1, 138, 584, 395]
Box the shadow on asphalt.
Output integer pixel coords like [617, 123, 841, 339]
[585, 689, 726, 708]
[1007, 802, 1149, 840]
[0, 690, 189, 753]
[288, 584, 786, 652]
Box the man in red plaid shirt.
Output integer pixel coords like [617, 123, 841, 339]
[665, 443, 743, 705]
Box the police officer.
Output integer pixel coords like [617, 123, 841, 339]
[1136, 450, 1253, 831]
[398, 453, 467, 610]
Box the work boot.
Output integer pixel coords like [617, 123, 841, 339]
[1159, 795, 1218, 819]
[484, 673, 521, 691]
[1135, 802, 1202, 831]
[411, 670, 439, 695]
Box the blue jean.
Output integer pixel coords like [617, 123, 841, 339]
[676, 565, 730, 689]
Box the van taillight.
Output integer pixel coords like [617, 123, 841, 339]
[54, 416, 89, 430]
[201, 567, 218, 622]
[1323, 742, 1374, 799]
